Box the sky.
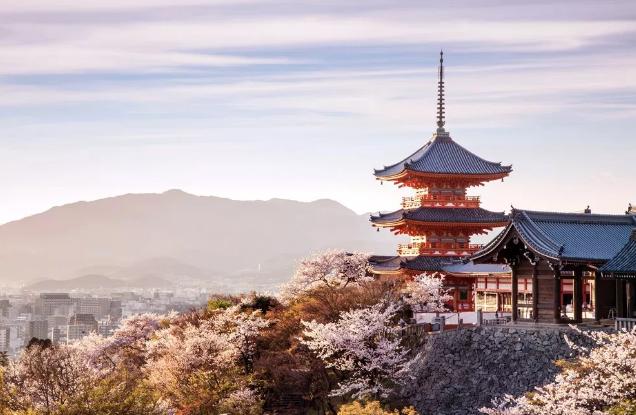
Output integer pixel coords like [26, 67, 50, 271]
[0, 0, 635, 224]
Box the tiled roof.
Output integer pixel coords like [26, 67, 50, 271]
[403, 256, 458, 272]
[374, 133, 512, 178]
[474, 209, 636, 263]
[371, 207, 507, 225]
[442, 262, 510, 275]
[368, 255, 405, 273]
[600, 233, 636, 277]
[369, 255, 510, 274]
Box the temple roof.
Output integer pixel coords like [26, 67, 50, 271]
[369, 255, 510, 274]
[473, 209, 636, 263]
[374, 133, 512, 179]
[600, 231, 636, 278]
[371, 206, 508, 226]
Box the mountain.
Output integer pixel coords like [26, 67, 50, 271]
[0, 190, 397, 291]
[25, 273, 176, 291]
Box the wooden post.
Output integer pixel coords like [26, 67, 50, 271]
[573, 269, 583, 323]
[511, 265, 518, 322]
[553, 266, 561, 324]
[616, 279, 625, 318]
[532, 262, 539, 323]
[594, 271, 601, 323]
[627, 281, 634, 318]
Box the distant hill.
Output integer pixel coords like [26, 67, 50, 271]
[25, 274, 175, 291]
[0, 190, 397, 291]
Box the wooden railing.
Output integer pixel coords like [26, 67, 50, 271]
[615, 317, 636, 332]
[402, 195, 481, 209]
[397, 243, 483, 256]
[483, 317, 511, 326]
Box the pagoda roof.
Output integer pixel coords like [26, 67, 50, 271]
[403, 255, 457, 272]
[374, 133, 512, 180]
[600, 230, 636, 278]
[473, 209, 636, 264]
[369, 255, 510, 274]
[371, 207, 508, 227]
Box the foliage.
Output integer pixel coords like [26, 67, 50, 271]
[337, 400, 420, 415]
[207, 296, 235, 312]
[480, 327, 636, 415]
[0, 250, 453, 415]
[279, 250, 371, 304]
[402, 273, 453, 312]
[301, 302, 415, 400]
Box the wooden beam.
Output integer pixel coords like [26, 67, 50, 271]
[594, 271, 601, 323]
[553, 266, 562, 324]
[532, 262, 539, 323]
[511, 265, 519, 322]
[616, 279, 625, 318]
[627, 281, 635, 318]
[573, 268, 583, 323]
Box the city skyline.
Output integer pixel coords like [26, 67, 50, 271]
[1, 0, 635, 225]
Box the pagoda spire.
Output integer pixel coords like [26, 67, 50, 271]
[436, 50, 446, 134]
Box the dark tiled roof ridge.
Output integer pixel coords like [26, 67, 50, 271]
[373, 140, 432, 175]
[599, 239, 636, 274]
[513, 208, 636, 225]
[422, 134, 511, 170]
[515, 211, 563, 259]
[374, 132, 512, 178]
[371, 206, 508, 224]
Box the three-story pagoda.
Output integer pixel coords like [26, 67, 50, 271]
[370, 52, 512, 310]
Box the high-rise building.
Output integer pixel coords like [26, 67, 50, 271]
[0, 300, 11, 318]
[35, 293, 73, 316]
[26, 319, 49, 340]
[0, 327, 9, 352]
[49, 327, 61, 345]
[66, 313, 98, 343]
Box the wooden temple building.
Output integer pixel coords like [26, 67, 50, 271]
[472, 208, 636, 323]
[600, 213, 636, 321]
[368, 52, 636, 324]
[369, 52, 512, 312]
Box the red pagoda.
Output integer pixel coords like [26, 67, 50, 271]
[370, 52, 512, 312]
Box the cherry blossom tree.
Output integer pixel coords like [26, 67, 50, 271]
[75, 312, 169, 376]
[0, 340, 90, 413]
[402, 272, 452, 312]
[301, 302, 414, 400]
[212, 304, 270, 372]
[279, 250, 372, 303]
[480, 327, 636, 415]
[144, 306, 267, 413]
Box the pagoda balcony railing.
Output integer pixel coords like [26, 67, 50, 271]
[398, 243, 483, 256]
[402, 195, 481, 209]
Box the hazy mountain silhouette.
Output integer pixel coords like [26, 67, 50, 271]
[25, 274, 175, 291]
[0, 190, 397, 291]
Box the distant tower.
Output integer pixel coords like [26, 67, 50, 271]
[369, 52, 512, 311]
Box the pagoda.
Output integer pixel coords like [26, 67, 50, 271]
[370, 52, 512, 311]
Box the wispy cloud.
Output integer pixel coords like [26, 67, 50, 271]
[0, 0, 634, 224]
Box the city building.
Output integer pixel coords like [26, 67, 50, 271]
[66, 313, 98, 343]
[0, 327, 9, 352]
[35, 293, 73, 316]
[49, 327, 61, 344]
[26, 319, 48, 340]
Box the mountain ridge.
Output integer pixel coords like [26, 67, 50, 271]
[0, 190, 397, 291]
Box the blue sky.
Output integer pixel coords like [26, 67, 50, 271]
[1, 0, 635, 224]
